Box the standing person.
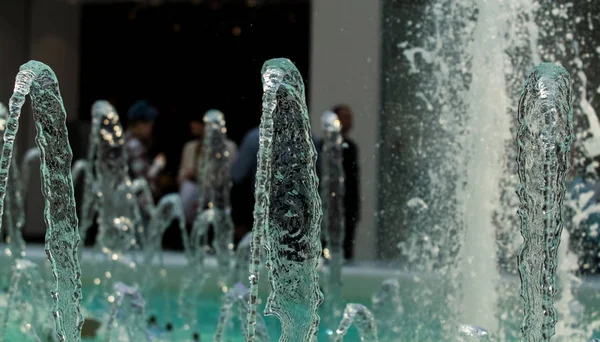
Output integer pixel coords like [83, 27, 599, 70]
[230, 126, 260, 241]
[332, 104, 360, 261]
[125, 100, 166, 196]
[178, 109, 237, 225]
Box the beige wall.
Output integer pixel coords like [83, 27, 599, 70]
[309, 0, 381, 260]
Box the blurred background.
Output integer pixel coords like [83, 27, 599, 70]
[1, 0, 599, 272]
[0, 0, 381, 260]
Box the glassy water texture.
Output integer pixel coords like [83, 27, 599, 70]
[0, 2, 599, 340]
[1, 61, 83, 341]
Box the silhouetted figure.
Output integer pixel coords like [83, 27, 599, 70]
[125, 100, 166, 196]
[333, 104, 360, 261]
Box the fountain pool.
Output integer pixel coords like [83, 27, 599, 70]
[2, 245, 599, 341]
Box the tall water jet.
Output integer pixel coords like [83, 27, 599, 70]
[246, 58, 324, 342]
[92, 100, 140, 256]
[458, 0, 511, 332]
[0, 102, 26, 259]
[0, 60, 83, 341]
[516, 63, 573, 341]
[192, 109, 234, 289]
[320, 110, 346, 327]
[78, 102, 102, 246]
[333, 304, 378, 342]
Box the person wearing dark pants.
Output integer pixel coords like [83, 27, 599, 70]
[332, 104, 360, 261]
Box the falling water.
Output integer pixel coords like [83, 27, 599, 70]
[246, 58, 323, 342]
[320, 110, 346, 327]
[232, 232, 252, 285]
[516, 63, 573, 341]
[104, 282, 150, 342]
[0, 102, 26, 259]
[458, 0, 511, 332]
[457, 324, 490, 341]
[130, 178, 155, 230]
[71, 159, 88, 189]
[333, 304, 378, 342]
[214, 283, 269, 342]
[371, 279, 403, 339]
[178, 196, 207, 335]
[140, 194, 184, 319]
[0, 60, 83, 341]
[78, 101, 103, 246]
[0, 259, 51, 341]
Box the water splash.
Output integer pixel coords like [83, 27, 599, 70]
[130, 178, 155, 232]
[246, 58, 324, 342]
[192, 109, 234, 288]
[333, 303, 378, 342]
[320, 110, 346, 327]
[141, 194, 184, 318]
[516, 63, 573, 341]
[232, 232, 252, 285]
[178, 205, 207, 334]
[71, 160, 87, 188]
[0, 60, 83, 341]
[457, 324, 489, 341]
[104, 282, 149, 342]
[214, 283, 269, 342]
[0, 102, 26, 259]
[371, 279, 403, 339]
[0, 259, 51, 341]
[141, 194, 181, 263]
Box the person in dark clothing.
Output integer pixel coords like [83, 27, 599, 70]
[332, 104, 360, 260]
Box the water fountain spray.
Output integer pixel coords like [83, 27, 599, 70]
[246, 58, 324, 342]
[191, 109, 234, 289]
[333, 303, 378, 342]
[0, 102, 26, 260]
[0, 60, 83, 342]
[516, 63, 573, 341]
[320, 110, 346, 327]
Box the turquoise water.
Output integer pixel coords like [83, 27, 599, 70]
[80, 287, 363, 342]
[1, 251, 599, 341]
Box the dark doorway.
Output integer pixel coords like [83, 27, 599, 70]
[80, 1, 311, 174]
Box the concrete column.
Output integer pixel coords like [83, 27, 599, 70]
[309, 0, 381, 260]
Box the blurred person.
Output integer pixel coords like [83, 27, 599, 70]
[125, 100, 166, 195]
[178, 109, 237, 224]
[332, 104, 360, 261]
